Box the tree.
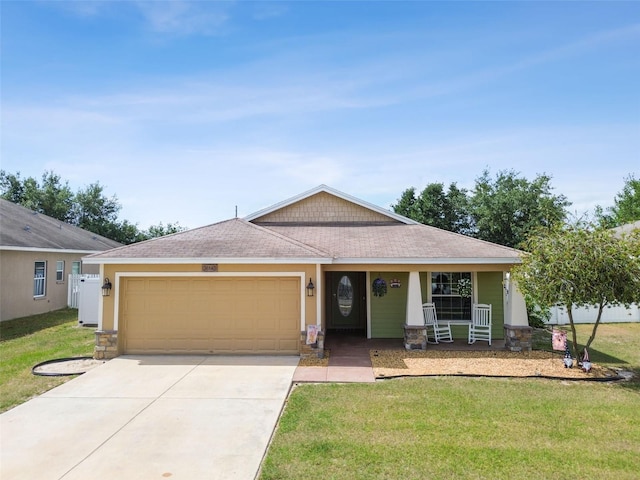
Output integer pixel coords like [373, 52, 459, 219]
[72, 183, 122, 235]
[595, 175, 640, 227]
[101, 219, 146, 245]
[39, 171, 75, 222]
[392, 187, 419, 220]
[0, 169, 187, 244]
[0, 171, 25, 204]
[470, 169, 570, 248]
[443, 183, 473, 235]
[0, 170, 74, 221]
[392, 182, 472, 235]
[511, 225, 640, 360]
[144, 222, 187, 239]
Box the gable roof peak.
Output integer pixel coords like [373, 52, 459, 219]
[245, 185, 418, 225]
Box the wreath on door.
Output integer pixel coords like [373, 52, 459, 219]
[372, 276, 387, 297]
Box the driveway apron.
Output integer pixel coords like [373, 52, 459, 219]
[0, 355, 298, 480]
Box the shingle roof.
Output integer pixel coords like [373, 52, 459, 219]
[83, 187, 522, 264]
[85, 220, 520, 264]
[0, 199, 122, 251]
[262, 223, 521, 261]
[85, 218, 330, 261]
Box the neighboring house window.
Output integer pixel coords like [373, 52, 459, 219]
[34, 261, 46, 297]
[431, 272, 472, 320]
[72, 261, 81, 275]
[56, 261, 65, 282]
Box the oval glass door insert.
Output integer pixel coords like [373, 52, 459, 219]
[337, 275, 354, 317]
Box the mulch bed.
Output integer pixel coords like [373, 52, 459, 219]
[370, 349, 621, 379]
[297, 348, 625, 380]
[298, 350, 331, 367]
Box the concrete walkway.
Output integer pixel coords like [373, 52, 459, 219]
[0, 355, 298, 480]
[293, 335, 395, 383]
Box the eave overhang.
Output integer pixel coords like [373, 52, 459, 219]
[82, 256, 334, 265]
[83, 255, 520, 266]
[2, 246, 105, 255]
[332, 257, 522, 265]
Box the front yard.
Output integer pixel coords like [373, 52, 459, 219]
[260, 323, 640, 479]
[1, 310, 639, 478]
[0, 309, 94, 413]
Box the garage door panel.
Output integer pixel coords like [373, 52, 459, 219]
[122, 276, 300, 354]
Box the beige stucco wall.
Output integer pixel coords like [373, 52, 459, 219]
[255, 192, 397, 223]
[98, 261, 521, 334]
[0, 250, 96, 321]
[99, 263, 320, 333]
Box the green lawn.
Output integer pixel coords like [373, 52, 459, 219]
[0, 308, 95, 413]
[261, 323, 640, 479]
[534, 323, 640, 390]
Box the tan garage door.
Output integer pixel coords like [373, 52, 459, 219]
[121, 276, 301, 354]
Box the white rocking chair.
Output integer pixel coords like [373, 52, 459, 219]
[422, 303, 453, 344]
[469, 303, 492, 345]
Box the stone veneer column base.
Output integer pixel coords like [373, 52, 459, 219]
[300, 330, 325, 359]
[504, 325, 533, 352]
[404, 324, 427, 351]
[94, 330, 119, 360]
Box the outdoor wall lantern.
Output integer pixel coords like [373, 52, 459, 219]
[102, 277, 113, 297]
[306, 278, 315, 297]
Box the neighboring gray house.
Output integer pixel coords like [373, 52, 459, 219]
[0, 199, 121, 321]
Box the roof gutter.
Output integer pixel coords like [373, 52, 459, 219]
[332, 257, 522, 265]
[82, 256, 521, 265]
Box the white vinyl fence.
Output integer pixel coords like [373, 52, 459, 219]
[68, 274, 101, 326]
[67, 274, 100, 308]
[547, 304, 640, 325]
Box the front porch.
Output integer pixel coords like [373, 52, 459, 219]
[307, 268, 530, 358]
[325, 333, 506, 355]
[295, 333, 509, 383]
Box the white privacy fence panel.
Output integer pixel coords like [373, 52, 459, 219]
[68, 274, 100, 308]
[547, 304, 640, 325]
[77, 276, 101, 326]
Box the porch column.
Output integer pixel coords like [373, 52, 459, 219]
[504, 275, 532, 351]
[404, 271, 427, 350]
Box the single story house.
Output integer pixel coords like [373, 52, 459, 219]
[84, 185, 530, 359]
[0, 198, 121, 321]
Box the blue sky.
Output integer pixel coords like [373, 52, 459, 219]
[2, 1, 639, 229]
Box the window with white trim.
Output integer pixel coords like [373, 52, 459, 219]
[56, 261, 65, 282]
[34, 261, 46, 297]
[72, 261, 81, 274]
[431, 272, 472, 320]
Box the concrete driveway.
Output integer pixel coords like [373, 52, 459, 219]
[1, 355, 298, 480]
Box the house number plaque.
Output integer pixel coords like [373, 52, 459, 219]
[202, 264, 219, 272]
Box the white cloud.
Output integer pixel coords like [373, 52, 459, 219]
[49, 0, 112, 17]
[133, 1, 232, 36]
[47, 0, 234, 36]
[252, 3, 288, 21]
